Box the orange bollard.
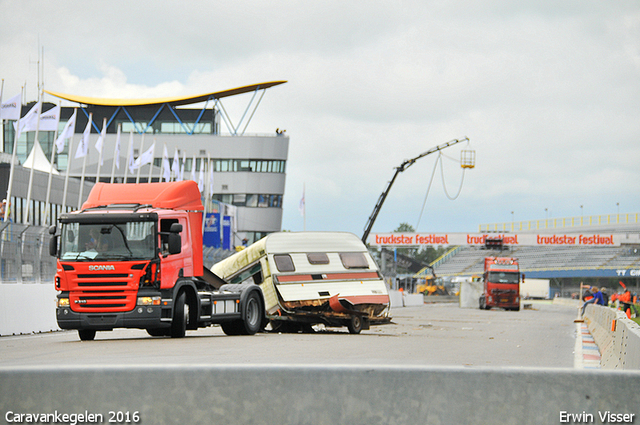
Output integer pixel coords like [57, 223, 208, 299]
[626, 308, 632, 319]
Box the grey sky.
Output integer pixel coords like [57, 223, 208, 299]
[2, 1, 639, 236]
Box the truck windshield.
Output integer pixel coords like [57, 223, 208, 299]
[487, 271, 520, 284]
[60, 221, 156, 261]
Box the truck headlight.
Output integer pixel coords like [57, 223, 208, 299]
[137, 296, 161, 306]
[57, 298, 70, 308]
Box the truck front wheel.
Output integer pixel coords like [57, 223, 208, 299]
[78, 329, 96, 341]
[171, 291, 189, 338]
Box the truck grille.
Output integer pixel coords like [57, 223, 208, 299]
[70, 274, 137, 312]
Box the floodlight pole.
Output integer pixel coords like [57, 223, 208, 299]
[361, 137, 469, 244]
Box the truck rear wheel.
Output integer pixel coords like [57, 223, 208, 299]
[78, 329, 96, 341]
[242, 291, 262, 335]
[171, 291, 189, 338]
[221, 290, 262, 336]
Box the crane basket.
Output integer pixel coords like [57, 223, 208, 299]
[461, 149, 476, 169]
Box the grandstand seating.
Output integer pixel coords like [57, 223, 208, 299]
[432, 245, 640, 277]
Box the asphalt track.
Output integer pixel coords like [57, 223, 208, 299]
[0, 301, 578, 368]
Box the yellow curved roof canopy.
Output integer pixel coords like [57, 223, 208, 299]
[45, 81, 287, 107]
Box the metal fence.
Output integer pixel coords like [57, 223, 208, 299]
[0, 222, 56, 284]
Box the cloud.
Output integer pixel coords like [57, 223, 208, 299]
[2, 1, 639, 235]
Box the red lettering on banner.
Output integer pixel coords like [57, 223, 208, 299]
[578, 234, 614, 245]
[375, 234, 414, 245]
[467, 235, 486, 245]
[536, 235, 577, 245]
[416, 234, 449, 245]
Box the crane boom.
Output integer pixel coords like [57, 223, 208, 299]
[361, 137, 469, 244]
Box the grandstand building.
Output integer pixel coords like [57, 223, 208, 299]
[1, 81, 288, 247]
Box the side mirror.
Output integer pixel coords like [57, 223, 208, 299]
[49, 235, 58, 257]
[48, 225, 57, 235]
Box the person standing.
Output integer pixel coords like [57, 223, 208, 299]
[581, 286, 604, 317]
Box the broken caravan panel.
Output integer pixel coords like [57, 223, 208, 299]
[211, 231, 392, 334]
[50, 181, 264, 340]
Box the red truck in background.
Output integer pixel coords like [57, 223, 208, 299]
[479, 257, 521, 311]
[49, 181, 264, 340]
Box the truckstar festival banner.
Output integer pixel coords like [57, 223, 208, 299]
[369, 232, 633, 247]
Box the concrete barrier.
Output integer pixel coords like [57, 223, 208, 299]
[1, 365, 639, 425]
[584, 303, 640, 370]
[0, 283, 59, 336]
[389, 290, 424, 308]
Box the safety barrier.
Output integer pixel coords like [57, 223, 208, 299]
[388, 290, 423, 308]
[1, 365, 639, 425]
[584, 304, 640, 370]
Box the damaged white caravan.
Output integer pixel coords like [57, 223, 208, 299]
[211, 232, 391, 334]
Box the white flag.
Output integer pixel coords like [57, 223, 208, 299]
[0, 93, 21, 120]
[14, 101, 41, 139]
[208, 160, 215, 192]
[38, 105, 60, 131]
[299, 186, 305, 217]
[133, 141, 155, 169]
[55, 109, 76, 154]
[162, 144, 171, 182]
[95, 119, 107, 166]
[172, 148, 179, 180]
[114, 127, 121, 170]
[190, 155, 197, 182]
[198, 160, 205, 192]
[128, 135, 135, 174]
[178, 151, 186, 182]
[75, 115, 91, 159]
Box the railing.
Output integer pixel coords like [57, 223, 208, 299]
[0, 223, 56, 283]
[479, 213, 640, 233]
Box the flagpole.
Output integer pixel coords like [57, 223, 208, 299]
[123, 129, 132, 184]
[24, 98, 43, 224]
[301, 183, 306, 231]
[3, 88, 23, 222]
[136, 132, 145, 184]
[94, 117, 106, 185]
[202, 153, 210, 234]
[43, 102, 62, 226]
[110, 123, 121, 183]
[78, 113, 92, 209]
[61, 136, 73, 215]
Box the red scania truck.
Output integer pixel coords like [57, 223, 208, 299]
[478, 257, 521, 311]
[49, 181, 264, 340]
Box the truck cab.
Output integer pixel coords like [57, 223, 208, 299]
[50, 181, 264, 340]
[479, 257, 521, 311]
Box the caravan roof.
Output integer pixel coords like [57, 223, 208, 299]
[264, 232, 368, 254]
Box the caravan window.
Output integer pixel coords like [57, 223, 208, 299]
[274, 254, 295, 272]
[307, 253, 329, 265]
[339, 252, 369, 269]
